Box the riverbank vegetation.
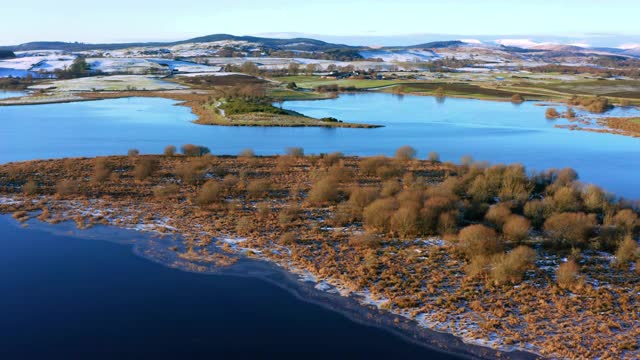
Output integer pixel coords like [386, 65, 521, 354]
[0, 149, 638, 359]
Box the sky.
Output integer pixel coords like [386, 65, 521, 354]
[1, 0, 639, 46]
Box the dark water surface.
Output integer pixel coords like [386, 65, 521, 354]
[0, 216, 468, 359]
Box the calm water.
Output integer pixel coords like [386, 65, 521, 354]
[0, 94, 638, 198]
[0, 90, 26, 99]
[0, 216, 462, 359]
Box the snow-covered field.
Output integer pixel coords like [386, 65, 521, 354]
[29, 75, 187, 92]
[359, 49, 439, 62]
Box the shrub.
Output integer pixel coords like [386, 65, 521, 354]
[511, 94, 524, 103]
[363, 198, 398, 233]
[128, 149, 140, 157]
[468, 175, 492, 202]
[543, 212, 596, 247]
[247, 179, 271, 199]
[615, 236, 639, 264]
[285, 147, 304, 158]
[376, 163, 404, 180]
[381, 180, 402, 197]
[434, 87, 445, 97]
[328, 164, 354, 183]
[181, 144, 211, 157]
[428, 151, 440, 163]
[582, 185, 607, 212]
[390, 206, 419, 239]
[22, 180, 38, 196]
[554, 168, 578, 186]
[196, 180, 223, 206]
[360, 156, 390, 176]
[503, 215, 531, 243]
[437, 210, 459, 235]
[523, 199, 550, 228]
[92, 158, 112, 184]
[457, 224, 502, 258]
[56, 179, 77, 197]
[347, 186, 379, 212]
[162, 145, 176, 157]
[612, 209, 638, 235]
[395, 145, 417, 161]
[552, 186, 582, 212]
[466, 254, 492, 279]
[421, 195, 458, 234]
[490, 246, 536, 284]
[566, 107, 576, 119]
[556, 260, 581, 289]
[238, 148, 255, 158]
[321, 152, 344, 167]
[177, 160, 206, 185]
[349, 232, 381, 249]
[485, 203, 512, 230]
[133, 158, 158, 181]
[307, 177, 339, 205]
[545, 108, 560, 119]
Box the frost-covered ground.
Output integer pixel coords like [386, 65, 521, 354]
[29, 75, 187, 92]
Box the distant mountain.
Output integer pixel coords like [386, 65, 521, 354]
[404, 40, 464, 49]
[0, 34, 355, 53]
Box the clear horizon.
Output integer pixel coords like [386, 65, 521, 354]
[1, 0, 639, 46]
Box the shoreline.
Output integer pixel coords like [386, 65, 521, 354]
[5, 215, 538, 360]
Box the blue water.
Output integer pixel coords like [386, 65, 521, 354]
[0, 94, 638, 199]
[0, 68, 47, 78]
[0, 90, 26, 99]
[0, 216, 463, 359]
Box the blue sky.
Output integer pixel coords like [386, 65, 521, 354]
[1, 0, 638, 45]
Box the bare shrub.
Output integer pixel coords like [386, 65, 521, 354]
[321, 152, 343, 167]
[127, 149, 140, 157]
[285, 147, 304, 158]
[328, 164, 354, 183]
[466, 254, 492, 279]
[247, 179, 271, 199]
[615, 236, 639, 265]
[381, 180, 402, 197]
[363, 198, 398, 233]
[421, 195, 458, 234]
[612, 209, 638, 235]
[133, 158, 158, 181]
[164, 145, 176, 157]
[503, 215, 531, 243]
[181, 144, 211, 157]
[428, 151, 440, 163]
[582, 185, 607, 212]
[22, 179, 38, 196]
[552, 186, 582, 212]
[92, 158, 112, 184]
[307, 177, 339, 205]
[485, 203, 512, 230]
[554, 168, 578, 186]
[556, 260, 581, 289]
[360, 156, 389, 176]
[490, 246, 536, 284]
[457, 224, 502, 258]
[238, 148, 255, 158]
[347, 186, 379, 212]
[438, 210, 459, 236]
[523, 199, 550, 228]
[390, 206, 419, 239]
[395, 145, 417, 161]
[177, 160, 206, 185]
[256, 202, 271, 219]
[349, 232, 381, 249]
[543, 212, 596, 246]
[196, 180, 223, 206]
[56, 179, 77, 197]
